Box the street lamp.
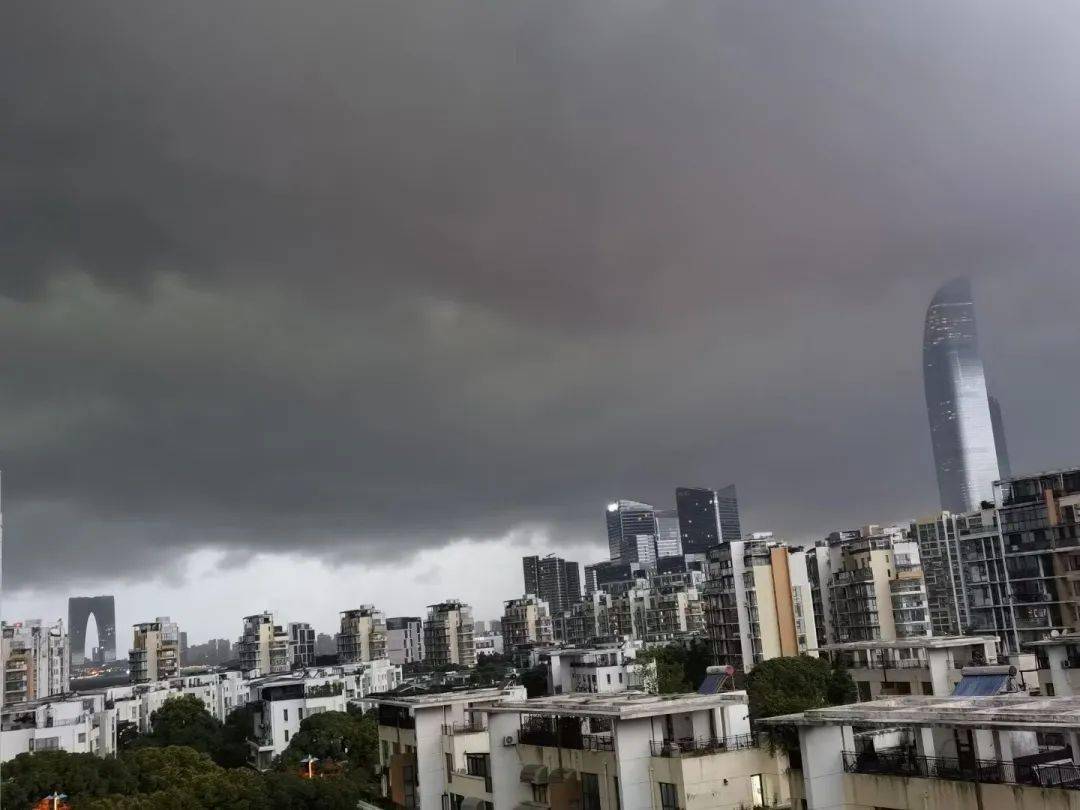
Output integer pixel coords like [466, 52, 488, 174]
[47, 792, 68, 810]
[300, 755, 318, 779]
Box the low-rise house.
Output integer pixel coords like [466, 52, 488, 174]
[544, 643, 651, 695]
[1, 694, 117, 761]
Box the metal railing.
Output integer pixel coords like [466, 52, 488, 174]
[842, 749, 1080, 790]
[650, 733, 757, 757]
[517, 727, 615, 751]
[442, 720, 487, 735]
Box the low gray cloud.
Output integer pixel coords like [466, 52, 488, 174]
[3, 1, 1080, 589]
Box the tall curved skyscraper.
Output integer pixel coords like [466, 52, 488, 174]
[923, 278, 1006, 512]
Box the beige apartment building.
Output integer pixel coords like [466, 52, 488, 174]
[502, 595, 554, 650]
[337, 606, 389, 663]
[424, 600, 476, 668]
[129, 618, 180, 683]
[704, 535, 819, 671]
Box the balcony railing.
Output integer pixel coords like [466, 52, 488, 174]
[442, 720, 487, 735]
[842, 749, 1080, 790]
[650, 733, 757, 757]
[517, 728, 615, 751]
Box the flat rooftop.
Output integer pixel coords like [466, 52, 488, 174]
[759, 695, 1080, 732]
[1026, 633, 1080, 648]
[488, 690, 747, 720]
[819, 636, 997, 653]
[376, 687, 517, 709]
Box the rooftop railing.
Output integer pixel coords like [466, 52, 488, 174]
[842, 749, 1080, 790]
[650, 733, 757, 757]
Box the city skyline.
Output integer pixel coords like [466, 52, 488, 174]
[5, 2, 1080, 640]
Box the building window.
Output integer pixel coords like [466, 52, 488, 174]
[659, 782, 679, 810]
[582, 772, 601, 810]
[446, 753, 454, 782]
[1046, 683, 1056, 696]
[613, 776, 621, 810]
[532, 784, 548, 804]
[284, 729, 289, 742]
[78, 733, 87, 743]
[283, 708, 288, 721]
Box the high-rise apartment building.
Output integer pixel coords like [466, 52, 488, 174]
[287, 622, 316, 668]
[386, 617, 424, 665]
[502, 595, 555, 650]
[827, 531, 931, 644]
[676, 485, 742, 553]
[703, 535, 819, 671]
[605, 500, 658, 563]
[238, 612, 290, 675]
[522, 554, 582, 614]
[1, 620, 70, 707]
[962, 468, 1080, 653]
[923, 278, 1007, 513]
[910, 512, 970, 636]
[337, 606, 388, 663]
[424, 600, 475, 668]
[130, 618, 181, 683]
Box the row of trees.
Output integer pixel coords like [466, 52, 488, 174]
[1, 695, 388, 810]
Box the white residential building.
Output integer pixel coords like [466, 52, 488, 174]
[474, 633, 504, 659]
[376, 686, 527, 810]
[502, 595, 555, 650]
[1, 693, 117, 762]
[387, 616, 425, 665]
[544, 642, 651, 695]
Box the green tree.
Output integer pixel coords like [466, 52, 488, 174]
[275, 710, 378, 776]
[135, 694, 223, 756]
[637, 646, 691, 694]
[745, 655, 856, 751]
[215, 704, 259, 769]
[520, 664, 549, 698]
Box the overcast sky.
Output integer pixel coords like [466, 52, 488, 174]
[3, 1, 1079, 646]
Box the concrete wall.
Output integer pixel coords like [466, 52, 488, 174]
[846, 772, 1080, 810]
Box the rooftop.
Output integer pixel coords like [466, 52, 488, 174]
[818, 636, 997, 653]
[759, 695, 1080, 732]
[488, 690, 748, 720]
[375, 686, 516, 709]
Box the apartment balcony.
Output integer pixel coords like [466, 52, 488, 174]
[517, 727, 615, 752]
[842, 748, 1080, 790]
[650, 733, 758, 757]
[442, 720, 487, 735]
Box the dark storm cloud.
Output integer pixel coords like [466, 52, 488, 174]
[3, 1, 1080, 587]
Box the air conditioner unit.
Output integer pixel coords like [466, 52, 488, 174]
[1063, 660, 1072, 669]
[503, 735, 516, 746]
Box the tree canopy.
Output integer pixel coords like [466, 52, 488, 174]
[745, 655, 857, 751]
[275, 709, 378, 777]
[134, 695, 224, 756]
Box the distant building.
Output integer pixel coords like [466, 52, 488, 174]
[502, 595, 554, 651]
[605, 499, 658, 563]
[315, 633, 336, 657]
[337, 607, 388, 663]
[238, 612, 290, 676]
[474, 632, 504, 658]
[68, 595, 117, 666]
[386, 617, 424, 665]
[654, 508, 683, 558]
[129, 618, 181, 683]
[287, 622, 316, 668]
[923, 278, 1005, 512]
[910, 511, 970, 636]
[424, 600, 475, 668]
[522, 554, 582, 614]
[1, 620, 69, 707]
